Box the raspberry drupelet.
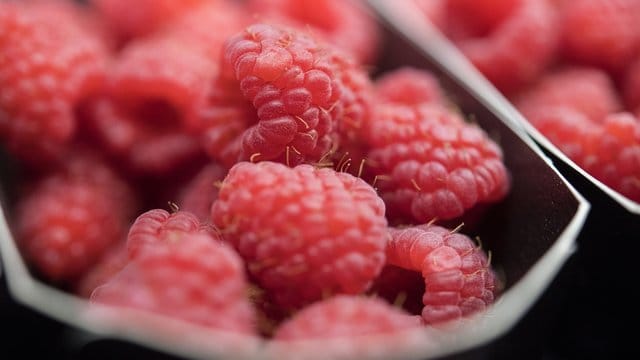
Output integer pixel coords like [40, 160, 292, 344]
[386, 224, 499, 325]
[211, 161, 388, 310]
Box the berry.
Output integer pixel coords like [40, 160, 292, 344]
[386, 224, 499, 325]
[90, 233, 256, 334]
[247, 0, 381, 65]
[513, 66, 622, 123]
[444, 0, 523, 40]
[622, 56, 640, 113]
[177, 163, 228, 222]
[92, 0, 208, 40]
[222, 23, 351, 166]
[374, 67, 445, 107]
[453, 0, 559, 94]
[559, 0, 640, 72]
[127, 208, 215, 260]
[13, 155, 135, 283]
[364, 104, 510, 223]
[413, 0, 447, 30]
[211, 161, 388, 309]
[273, 295, 421, 340]
[0, 1, 108, 166]
[369, 265, 426, 315]
[76, 242, 128, 298]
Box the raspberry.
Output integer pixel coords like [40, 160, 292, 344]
[453, 0, 559, 94]
[369, 265, 426, 315]
[211, 161, 388, 309]
[413, 0, 447, 30]
[0, 1, 108, 166]
[444, 0, 523, 40]
[12, 154, 135, 283]
[513, 66, 622, 123]
[76, 242, 128, 298]
[622, 56, 640, 113]
[177, 163, 227, 222]
[522, 107, 600, 166]
[364, 104, 510, 223]
[559, 0, 640, 72]
[90, 233, 256, 334]
[374, 67, 445, 107]
[127, 208, 216, 260]
[273, 295, 421, 340]
[222, 23, 352, 166]
[247, 0, 381, 65]
[79, 95, 203, 175]
[386, 224, 499, 325]
[588, 113, 640, 202]
[92, 0, 208, 40]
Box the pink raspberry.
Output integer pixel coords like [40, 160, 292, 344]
[364, 104, 510, 223]
[126, 208, 216, 260]
[559, 0, 640, 72]
[247, 0, 381, 65]
[0, 1, 108, 166]
[374, 67, 445, 107]
[622, 56, 640, 113]
[222, 23, 351, 166]
[273, 295, 421, 340]
[76, 242, 128, 298]
[513, 66, 622, 123]
[90, 233, 256, 334]
[177, 163, 228, 222]
[413, 0, 447, 30]
[386, 224, 499, 325]
[444, 0, 523, 40]
[453, 0, 559, 94]
[13, 154, 135, 283]
[211, 161, 388, 309]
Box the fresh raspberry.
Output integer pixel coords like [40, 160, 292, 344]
[92, 0, 208, 40]
[177, 163, 227, 222]
[76, 242, 128, 298]
[364, 104, 510, 223]
[13, 155, 135, 283]
[126, 208, 217, 260]
[90, 233, 256, 334]
[222, 23, 352, 166]
[273, 295, 421, 340]
[386, 224, 499, 325]
[588, 113, 640, 202]
[513, 66, 622, 123]
[211, 161, 388, 309]
[519, 107, 600, 168]
[0, 1, 108, 166]
[374, 67, 445, 107]
[247, 0, 381, 65]
[453, 0, 559, 94]
[443, 0, 523, 40]
[559, 0, 640, 72]
[79, 95, 203, 175]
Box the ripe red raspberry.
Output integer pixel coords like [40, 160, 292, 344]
[127, 208, 216, 260]
[247, 0, 381, 65]
[513, 66, 622, 123]
[0, 1, 108, 166]
[386, 224, 499, 325]
[588, 113, 640, 202]
[444, 0, 523, 40]
[13, 155, 135, 283]
[622, 56, 640, 113]
[177, 163, 228, 222]
[559, 0, 640, 72]
[211, 161, 388, 309]
[90, 233, 256, 334]
[374, 67, 445, 107]
[273, 295, 421, 340]
[364, 104, 510, 223]
[222, 23, 352, 166]
[92, 0, 208, 40]
[76, 242, 128, 298]
[523, 107, 600, 166]
[453, 0, 559, 94]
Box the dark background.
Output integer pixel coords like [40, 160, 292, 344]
[0, 163, 635, 359]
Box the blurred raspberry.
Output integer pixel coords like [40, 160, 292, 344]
[374, 67, 445, 107]
[177, 163, 227, 222]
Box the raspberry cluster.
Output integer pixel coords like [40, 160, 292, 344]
[426, 0, 640, 203]
[1, 0, 509, 352]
